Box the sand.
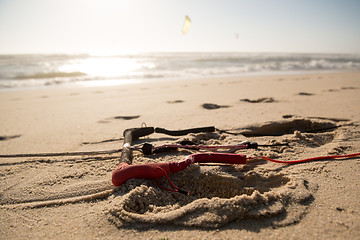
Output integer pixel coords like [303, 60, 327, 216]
[1, 71, 360, 239]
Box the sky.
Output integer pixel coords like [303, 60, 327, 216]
[0, 0, 360, 54]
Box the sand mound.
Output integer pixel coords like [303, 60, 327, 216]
[240, 118, 337, 137]
[108, 171, 312, 228]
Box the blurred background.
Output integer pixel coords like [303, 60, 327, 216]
[0, 0, 359, 89]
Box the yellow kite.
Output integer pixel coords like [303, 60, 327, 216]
[182, 15, 191, 34]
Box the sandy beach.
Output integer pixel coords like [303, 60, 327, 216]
[1, 71, 360, 239]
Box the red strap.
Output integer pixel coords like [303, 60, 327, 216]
[155, 167, 189, 195]
[187, 153, 247, 164]
[262, 152, 360, 164]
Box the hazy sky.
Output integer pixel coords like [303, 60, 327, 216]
[0, 0, 359, 54]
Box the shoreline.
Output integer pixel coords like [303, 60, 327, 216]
[0, 69, 357, 93]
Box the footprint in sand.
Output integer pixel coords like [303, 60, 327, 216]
[113, 115, 140, 120]
[0, 135, 21, 141]
[202, 103, 230, 110]
[240, 97, 275, 103]
[341, 86, 357, 90]
[297, 92, 314, 96]
[326, 87, 358, 92]
[282, 114, 295, 119]
[98, 115, 140, 123]
[167, 100, 184, 104]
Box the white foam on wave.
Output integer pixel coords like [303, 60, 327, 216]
[1, 53, 359, 89]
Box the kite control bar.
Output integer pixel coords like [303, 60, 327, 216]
[115, 126, 235, 193]
[119, 126, 216, 164]
[113, 125, 360, 194]
[118, 126, 284, 162]
[113, 126, 288, 193]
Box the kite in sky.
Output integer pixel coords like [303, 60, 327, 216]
[182, 15, 191, 35]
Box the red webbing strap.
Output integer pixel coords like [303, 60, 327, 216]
[188, 153, 247, 164]
[262, 152, 360, 164]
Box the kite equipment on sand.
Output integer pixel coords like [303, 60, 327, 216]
[0, 125, 358, 195]
[111, 126, 360, 194]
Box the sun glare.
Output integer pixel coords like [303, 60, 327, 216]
[60, 57, 142, 78]
[80, 58, 139, 77]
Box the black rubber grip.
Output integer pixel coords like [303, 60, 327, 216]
[153, 146, 178, 154]
[123, 127, 155, 139]
[155, 126, 215, 136]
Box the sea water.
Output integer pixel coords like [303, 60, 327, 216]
[0, 52, 359, 89]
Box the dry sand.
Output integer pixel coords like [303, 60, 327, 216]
[0, 72, 360, 239]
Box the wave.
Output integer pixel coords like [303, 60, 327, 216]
[1, 52, 360, 89]
[13, 71, 87, 80]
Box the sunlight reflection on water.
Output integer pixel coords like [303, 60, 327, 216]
[1, 53, 358, 89]
[59, 56, 153, 78]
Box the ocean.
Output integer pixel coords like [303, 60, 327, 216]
[0, 52, 359, 90]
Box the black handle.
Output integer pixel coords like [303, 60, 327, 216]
[123, 127, 155, 139]
[119, 127, 155, 164]
[155, 126, 215, 136]
[119, 126, 215, 164]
